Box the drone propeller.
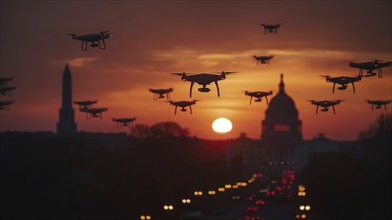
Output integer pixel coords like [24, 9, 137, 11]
[214, 71, 237, 75]
[66, 33, 76, 38]
[170, 72, 195, 76]
[319, 75, 329, 78]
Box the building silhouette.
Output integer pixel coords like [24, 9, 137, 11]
[225, 74, 360, 179]
[262, 74, 302, 142]
[56, 64, 77, 136]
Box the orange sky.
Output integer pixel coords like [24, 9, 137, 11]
[0, 1, 391, 140]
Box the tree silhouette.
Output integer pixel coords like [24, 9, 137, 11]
[131, 121, 190, 138]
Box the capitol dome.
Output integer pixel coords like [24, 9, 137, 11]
[261, 74, 302, 142]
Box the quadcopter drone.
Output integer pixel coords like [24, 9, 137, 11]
[253, 55, 273, 65]
[112, 117, 136, 128]
[149, 88, 173, 100]
[244, 90, 273, 105]
[0, 86, 16, 97]
[366, 100, 391, 111]
[0, 100, 14, 111]
[73, 100, 98, 110]
[308, 100, 344, 114]
[349, 60, 391, 78]
[67, 31, 112, 51]
[167, 100, 199, 115]
[80, 107, 108, 119]
[0, 77, 13, 86]
[320, 75, 362, 93]
[260, 24, 280, 34]
[74, 100, 107, 119]
[171, 71, 236, 97]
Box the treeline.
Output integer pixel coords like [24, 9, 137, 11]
[0, 136, 234, 220]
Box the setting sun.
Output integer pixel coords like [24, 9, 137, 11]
[212, 118, 233, 134]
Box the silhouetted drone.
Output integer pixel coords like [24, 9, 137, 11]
[80, 107, 108, 119]
[171, 71, 236, 97]
[366, 100, 391, 111]
[73, 100, 98, 110]
[349, 60, 391, 78]
[0, 77, 13, 86]
[113, 117, 136, 128]
[260, 24, 280, 34]
[67, 31, 112, 51]
[149, 88, 173, 100]
[320, 75, 362, 93]
[0, 100, 14, 111]
[0, 86, 16, 97]
[308, 100, 344, 114]
[244, 90, 273, 105]
[167, 100, 199, 115]
[253, 55, 273, 65]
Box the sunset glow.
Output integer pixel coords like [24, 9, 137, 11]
[0, 1, 391, 140]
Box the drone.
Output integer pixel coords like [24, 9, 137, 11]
[149, 88, 173, 100]
[349, 60, 391, 78]
[320, 75, 362, 93]
[112, 117, 136, 128]
[171, 71, 236, 97]
[244, 90, 273, 105]
[253, 55, 273, 65]
[80, 107, 108, 119]
[0, 100, 14, 111]
[73, 100, 98, 110]
[366, 100, 391, 111]
[0, 77, 13, 86]
[0, 86, 16, 97]
[167, 100, 198, 115]
[67, 31, 112, 51]
[260, 24, 280, 34]
[308, 100, 344, 114]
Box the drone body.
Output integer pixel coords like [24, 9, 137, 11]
[349, 60, 391, 78]
[308, 100, 343, 114]
[80, 107, 108, 119]
[113, 117, 136, 128]
[366, 100, 391, 111]
[0, 86, 16, 97]
[168, 100, 198, 115]
[149, 88, 173, 100]
[73, 100, 98, 110]
[260, 24, 280, 34]
[0, 77, 13, 86]
[253, 55, 273, 65]
[67, 31, 112, 51]
[244, 90, 273, 105]
[321, 75, 361, 93]
[171, 71, 236, 97]
[0, 100, 14, 111]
